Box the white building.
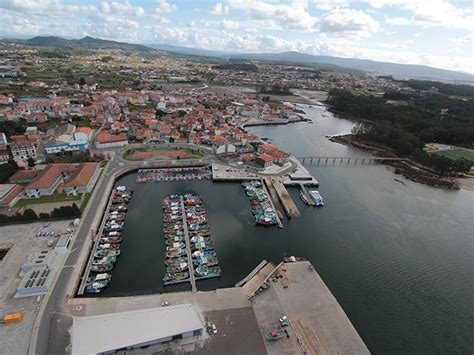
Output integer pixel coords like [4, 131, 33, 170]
[72, 304, 203, 354]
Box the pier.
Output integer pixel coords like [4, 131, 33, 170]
[271, 178, 301, 217]
[299, 183, 316, 206]
[235, 260, 268, 287]
[179, 196, 197, 292]
[298, 155, 405, 167]
[241, 261, 277, 297]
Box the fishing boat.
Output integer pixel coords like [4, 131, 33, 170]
[87, 273, 111, 285]
[299, 191, 311, 205]
[94, 249, 120, 258]
[194, 265, 221, 277]
[97, 243, 120, 251]
[191, 242, 214, 251]
[264, 330, 286, 340]
[165, 257, 188, 267]
[190, 236, 213, 244]
[192, 250, 216, 259]
[93, 256, 117, 265]
[192, 256, 219, 266]
[163, 271, 190, 283]
[85, 281, 108, 294]
[99, 237, 122, 244]
[166, 262, 189, 273]
[166, 242, 185, 251]
[165, 237, 185, 245]
[166, 248, 187, 258]
[90, 263, 113, 272]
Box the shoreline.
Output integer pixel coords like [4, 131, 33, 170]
[329, 134, 461, 190]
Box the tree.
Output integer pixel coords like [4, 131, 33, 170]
[79, 77, 86, 86]
[27, 157, 35, 167]
[22, 209, 38, 221]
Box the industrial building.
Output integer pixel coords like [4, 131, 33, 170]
[72, 304, 203, 354]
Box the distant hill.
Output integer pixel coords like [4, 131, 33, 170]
[150, 44, 473, 82]
[20, 35, 154, 52]
[3, 35, 472, 82]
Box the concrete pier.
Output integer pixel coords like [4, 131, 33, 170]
[180, 196, 197, 293]
[271, 177, 301, 217]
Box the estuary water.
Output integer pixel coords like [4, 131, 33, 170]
[104, 104, 473, 354]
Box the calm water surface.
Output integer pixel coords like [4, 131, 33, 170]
[101, 104, 473, 354]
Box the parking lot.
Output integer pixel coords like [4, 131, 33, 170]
[0, 220, 72, 355]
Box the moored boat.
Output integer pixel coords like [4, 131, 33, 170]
[264, 330, 286, 340]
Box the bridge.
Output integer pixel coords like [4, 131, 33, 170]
[297, 156, 405, 167]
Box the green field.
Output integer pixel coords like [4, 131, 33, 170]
[15, 192, 81, 207]
[432, 148, 474, 161]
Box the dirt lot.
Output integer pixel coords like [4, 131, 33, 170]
[130, 149, 191, 160]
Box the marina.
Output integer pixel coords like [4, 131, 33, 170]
[162, 193, 221, 289]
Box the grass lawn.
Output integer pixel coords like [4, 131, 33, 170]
[15, 192, 81, 207]
[432, 148, 474, 161]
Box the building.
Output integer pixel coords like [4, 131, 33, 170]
[0, 184, 23, 208]
[10, 141, 37, 162]
[72, 304, 203, 354]
[43, 132, 89, 154]
[255, 153, 274, 168]
[9, 169, 40, 184]
[24, 165, 63, 198]
[95, 131, 128, 149]
[63, 162, 100, 195]
[24, 163, 100, 198]
[0, 133, 9, 162]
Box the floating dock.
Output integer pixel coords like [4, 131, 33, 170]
[235, 260, 268, 287]
[241, 261, 277, 297]
[271, 178, 301, 217]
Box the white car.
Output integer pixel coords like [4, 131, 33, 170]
[211, 324, 217, 334]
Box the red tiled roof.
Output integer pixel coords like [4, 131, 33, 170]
[1, 184, 23, 204]
[9, 169, 40, 182]
[258, 153, 274, 162]
[26, 165, 63, 189]
[64, 163, 99, 187]
[96, 131, 127, 143]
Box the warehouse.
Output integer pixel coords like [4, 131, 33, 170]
[72, 304, 203, 354]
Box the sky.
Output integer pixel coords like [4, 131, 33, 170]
[0, 0, 473, 73]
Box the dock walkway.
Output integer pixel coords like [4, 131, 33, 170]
[242, 261, 276, 297]
[180, 196, 197, 292]
[272, 178, 301, 217]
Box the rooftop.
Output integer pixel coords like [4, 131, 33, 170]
[72, 304, 203, 354]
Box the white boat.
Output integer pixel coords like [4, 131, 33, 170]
[309, 190, 325, 206]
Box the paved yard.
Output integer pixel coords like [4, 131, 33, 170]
[0, 220, 72, 355]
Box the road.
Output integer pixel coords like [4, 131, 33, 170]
[32, 150, 122, 355]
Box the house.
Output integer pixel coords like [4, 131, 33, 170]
[255, 153, 274, 168]
[95, 131, 128, 149]
[0, 184, 23, 208]
[9, 169, 40, 184]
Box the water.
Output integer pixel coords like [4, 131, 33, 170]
[101, 104, 474, 354]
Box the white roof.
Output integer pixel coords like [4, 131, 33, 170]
[72, 304, 203, 354]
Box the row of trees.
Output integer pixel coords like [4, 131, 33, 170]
[328, 89, 473, 174]
[0, 203, 81, 226]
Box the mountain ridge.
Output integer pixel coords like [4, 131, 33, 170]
[2, 36, 472, 82]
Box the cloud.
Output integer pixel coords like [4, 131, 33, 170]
[377, 40, 413, 50]
[228, 0, 319, 31]
[453, 33, 473, 45]
[320, 8, 379, 37]
[220, 19, 239, 30]
[385, 16, 411, 25]
[312, 0, 349, 11]
[100, 1, 145, 17]
[369, 0, 473, 30]
[210, 2, 229, 16]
